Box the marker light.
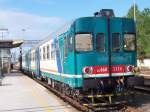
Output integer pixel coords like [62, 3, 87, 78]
[126, 65, 134, 72]
[83, 67, 92, 74]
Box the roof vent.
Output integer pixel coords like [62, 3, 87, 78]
[94, 9, 115, 17]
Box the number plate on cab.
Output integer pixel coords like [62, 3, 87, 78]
[92, 65, 125, 74]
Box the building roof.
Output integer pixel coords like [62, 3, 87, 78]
[0, 40, 23, 48]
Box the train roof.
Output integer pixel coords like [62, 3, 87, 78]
[27, 16, 134, 53]
[29, 20, 75, 51]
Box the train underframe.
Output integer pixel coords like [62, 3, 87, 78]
[22, 69, 136, 109]
[42, 75, 135, 107]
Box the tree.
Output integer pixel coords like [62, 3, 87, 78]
[127, 5, 150, 58]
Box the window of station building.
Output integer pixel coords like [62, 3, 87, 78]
[124, 34, 136, 51]
[75, 33, 93, 52]
[47, 45, 50, 59]
[112, 33, 120, 52]
[96, 33, 105, 52]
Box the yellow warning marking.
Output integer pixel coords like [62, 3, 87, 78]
[109, 96, 112, 104]
[23, 76, 53, 112]
[31, 91, 52, 112]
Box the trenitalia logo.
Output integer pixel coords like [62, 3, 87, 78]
[92, 65, 126, 74]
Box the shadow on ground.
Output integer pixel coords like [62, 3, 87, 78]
[4, 73, 24, 77]
[129, 91, 150, 111]
[0, 104, 72, 112]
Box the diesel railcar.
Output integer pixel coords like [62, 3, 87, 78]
[22, 9, 137, 99]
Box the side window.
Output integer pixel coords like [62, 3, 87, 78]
[96, 33, 105, 52]
[33, 52, 35, 61]
[64, 37, 68, 58]
[31, 53, 32, 61]
[47, 45, 50, 59]
[43, 47, 46, 60]
[34, 52, 35, 61]
[68, 35, 73, 52]
[33, 52, 34, 61]
[32, 52, 34, 61]
[51, 43, 56, 60]
[112, 33, 120, 52]
[40, 48, 42, 60]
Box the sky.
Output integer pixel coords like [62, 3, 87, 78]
[0, 0, 149, 40]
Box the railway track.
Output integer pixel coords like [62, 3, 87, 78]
[33, 78, 129, 112]
[33, 78, 89, 112]
[134, 85, 150, 93]
[22, 74, 139, 112]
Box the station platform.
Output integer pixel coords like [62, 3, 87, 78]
[0, 70, 80, 112]
[139, 71, 150, 86]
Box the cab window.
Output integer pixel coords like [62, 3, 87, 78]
[75, 34, 93, 52]
[96, 33, 105, 52]
[64, 37, 68, 58]
[68, 35, 73, 52]
[124, 34, 136, 51]
[112, 33, 120, 52]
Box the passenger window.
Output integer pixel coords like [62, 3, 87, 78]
[96, 33, 105, 52]
[31, 53, 33, 61]
[32, 52, 34, 61]
[112, 33, 120, 52]
[51, 51, 55, 60]
[33, 52, 34, 61]
[124, 34, 136, 51]
[32, 53, 34, 61]
[47, 45, 50, 59]
[43, 47, 46, 60]
[51, 43, 56, 60]
[40, 48, 42, 60]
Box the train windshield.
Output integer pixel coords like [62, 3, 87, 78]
[124, 34, 136, 51]
[75, 34, 93, 52]
[96, 33, 105, 52]
[112, 33, 120, 52]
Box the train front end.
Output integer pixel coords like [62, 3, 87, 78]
[74, 9, 137, 94]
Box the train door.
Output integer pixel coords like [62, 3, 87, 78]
[108, 18, 125, 76]
[63, 33, 75, 75]
[95, 18, 109, 66]
[35, 48, 41, 78]
[98, 17, 124, 79]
